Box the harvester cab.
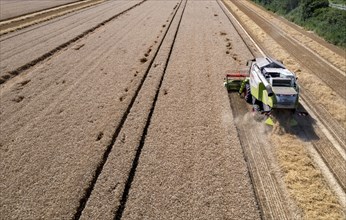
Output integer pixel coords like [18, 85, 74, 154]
[225, 57, 301, 126]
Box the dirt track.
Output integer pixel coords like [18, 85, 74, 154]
[0, 0, 345, 219]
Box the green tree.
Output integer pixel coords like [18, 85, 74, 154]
[286, 0, 299, 11]
[301, 0, 329, 20]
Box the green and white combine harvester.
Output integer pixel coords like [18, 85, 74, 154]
[225, 57, 301, 126]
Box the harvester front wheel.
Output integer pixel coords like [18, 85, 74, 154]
[244, 83, 252, 104]
[253, 104, 261, 112]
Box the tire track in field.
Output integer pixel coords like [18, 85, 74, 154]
[74, 1, 186, 218]
[0, 0, 82, 21]
[222, 0, 346, 195]
[297, 98, 346, 192]
[0, 1, 127, 51]
[0, 0, 146, 85]
[114, 2, 187, 218]
[217, 1, 296, 219]
[0, 1, 130, 76]
[118, 1, 261, 219]
[231, 0, 345, 98]
[0, 5, 155, 145]
[218, 0, 345, 218]
[0, 1, 180, 218]
[0, 0, 103, 35]
[228, 0, 346, 144]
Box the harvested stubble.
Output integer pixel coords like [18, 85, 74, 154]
[223, 0, 345, 218]
[223, 0, 346, 129]
[271, 133, 344, 219]
[242, 0, 346, 73]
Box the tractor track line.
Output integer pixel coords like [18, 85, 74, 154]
[0, 0, 105, 36]
[238, 0, 345, 77]
[228, 0, 346, 165]
[219, 0, 345, 217]
[298, 98, 346, 192]
[221, 0, 346, 167]
[221, 0, 345, 156]
[0, 1, 131, 63]
[244, 1, 345, 58]
[217, 0, 256, 57]
[221, 0, 346, 193]
[229, 0, 345, 98]
[227, 92, 294, 219]
[301, 91, 345, 150]
[216, 1, 265, 219]
[114, 1, 187, 219]
[0, 0, 146, 85]
[0, 0, 83, 22]
[0, 0, 120, 42]
[72, 1, 184, 219]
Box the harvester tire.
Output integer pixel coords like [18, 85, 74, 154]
[253, 104, 261, 112]
[244, 83, 252, 104]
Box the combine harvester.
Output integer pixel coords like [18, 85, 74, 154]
[225, 57, 305, 126]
